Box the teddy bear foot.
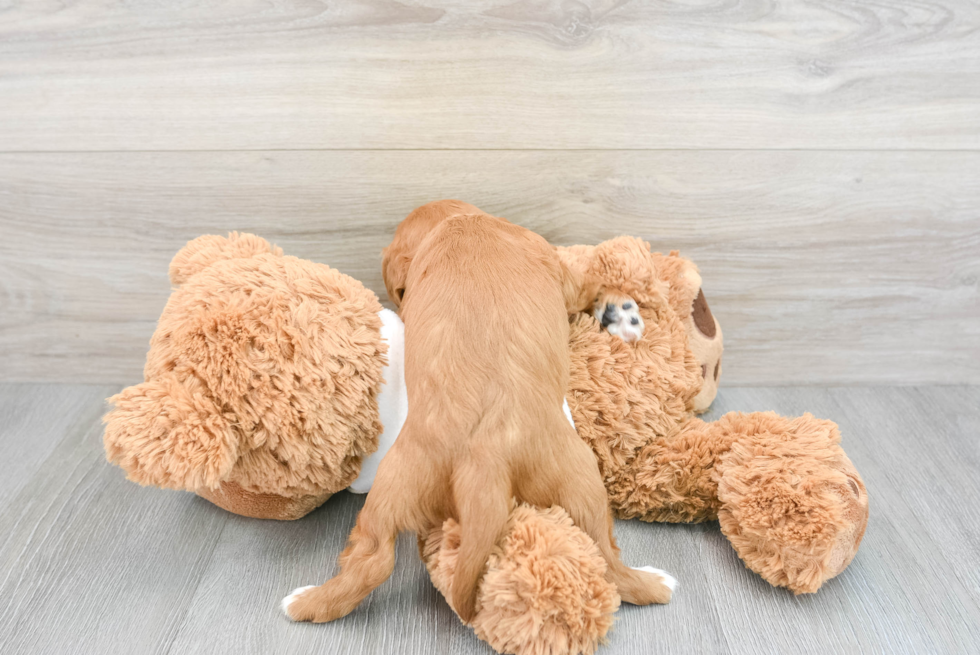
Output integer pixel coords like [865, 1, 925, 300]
[714, 412, 869, 594]
[422, 504, 620, 655]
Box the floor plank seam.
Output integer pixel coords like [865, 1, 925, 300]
[0, 428, 98, 597]
[159, 516, 230, 655]
[695, 535, 735, 655]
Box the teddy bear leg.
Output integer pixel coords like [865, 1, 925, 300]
[615, 417, 739, 524]
[712, 412, 869, 594]
[422, 504, 621, 655]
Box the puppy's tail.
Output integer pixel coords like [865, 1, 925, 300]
[449, 462, 511, 624]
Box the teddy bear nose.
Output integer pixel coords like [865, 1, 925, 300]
[601, 304, 617, 327]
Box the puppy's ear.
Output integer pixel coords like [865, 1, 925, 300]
[381, 246, 411, 308]
[560, 258, 602, 315]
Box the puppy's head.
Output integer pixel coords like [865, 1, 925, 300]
[382, 199, 483, 308]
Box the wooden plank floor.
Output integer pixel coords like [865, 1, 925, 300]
[1, 384, 978, 654]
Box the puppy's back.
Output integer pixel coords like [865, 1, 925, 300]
[401, 213, 570, 411]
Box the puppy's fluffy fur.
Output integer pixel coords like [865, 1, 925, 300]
[284, 200, 672, 624]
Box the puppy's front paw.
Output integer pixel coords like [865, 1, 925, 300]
[281, 585, 316, 621]
[595, 293, 644, 343]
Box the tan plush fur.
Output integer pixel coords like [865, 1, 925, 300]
[714, 412, 868, 592]
[557, 236, 869, 595]
[284, 201, 672, 626]
[423, 504, 620, 655]
[104, 232, 386, 515]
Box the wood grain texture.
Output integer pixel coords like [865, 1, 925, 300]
[0, 383, 113, 503]
[165, 497, 492, 655]
[697, 386, 980, 653]
[0, 385, 231, 655]
[1, 384, 979, 654]
[1, 150, 977, 385]
[0, 0, 978, 151]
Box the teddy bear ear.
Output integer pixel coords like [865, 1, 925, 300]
[103, 374, 238, 491]
[589, 236, 658, 297]
[168, 232, 283, 287]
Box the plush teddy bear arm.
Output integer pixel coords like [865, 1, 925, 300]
[712, 411, 868, 594]
[168, 232, 283, 287]
[615, 417, 741, 523]
[421, 504, 620, 655]
[103, 373, 238, 491]
[619, 411, 868, 594]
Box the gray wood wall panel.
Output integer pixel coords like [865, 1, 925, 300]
[1, 150, 977, 384]
[0, 1, 978, 151]
[2, 384, 979, 654]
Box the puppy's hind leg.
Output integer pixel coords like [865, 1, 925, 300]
[449, 459, 512, 624]
[547, 426, 675, 605]
[282, 438, 422, 623]
[282, 510, 395, 623]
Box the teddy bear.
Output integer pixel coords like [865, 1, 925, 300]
[103, 226, 868, 655]
[554, 236, 868, 594]
[102, 232, 389, 520]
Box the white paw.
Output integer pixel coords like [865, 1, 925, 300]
[595, 296, 644, 343]
[281, 585, 316, 619]
[634, 565, 678, 592]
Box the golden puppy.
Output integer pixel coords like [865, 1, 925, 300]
[283, 200, 673, 624]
